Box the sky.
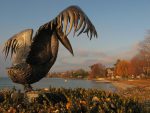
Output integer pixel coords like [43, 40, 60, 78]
[0, 0, 150, 76]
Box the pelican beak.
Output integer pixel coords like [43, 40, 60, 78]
[58, 35, 74, 56]
[57, 29, 74, 56]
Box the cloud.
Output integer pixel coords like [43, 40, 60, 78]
[58, 48, 108, 64]
[76, 49, 107, 58]
[50, 54, 116, 72]
[51, 43, 139, 72]
[50, 48, 116, 72]
[114, 42, 139, 60]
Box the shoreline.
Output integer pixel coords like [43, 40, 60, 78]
[111, 81, 135, 90]
[93, 78, 150, 90]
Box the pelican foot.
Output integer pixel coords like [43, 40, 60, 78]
[24, 84, 33, 92]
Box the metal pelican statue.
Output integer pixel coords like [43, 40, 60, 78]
[3, 6, 97, 90]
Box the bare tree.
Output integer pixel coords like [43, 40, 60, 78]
[137, 32, 150, 77]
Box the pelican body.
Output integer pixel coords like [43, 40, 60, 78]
[3, 6, 97, 90]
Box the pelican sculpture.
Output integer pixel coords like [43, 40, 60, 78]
[3, 6, 97, 90]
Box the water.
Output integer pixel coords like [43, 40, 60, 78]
[0, 77, 117, 92]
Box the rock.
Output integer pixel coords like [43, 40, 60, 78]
[26, 91, 40, 103]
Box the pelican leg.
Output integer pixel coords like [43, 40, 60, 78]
[24, 84, 33, 91]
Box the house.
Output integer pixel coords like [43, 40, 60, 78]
[106, 68, 114, 79]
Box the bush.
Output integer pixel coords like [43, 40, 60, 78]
[0, 87, 144, 113]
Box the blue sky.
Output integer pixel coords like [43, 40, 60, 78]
[0, 0, 150, 76]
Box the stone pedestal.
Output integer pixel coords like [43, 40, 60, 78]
[26, 91, 40, 103]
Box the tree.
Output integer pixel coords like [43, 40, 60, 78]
[129, 55, 145, 76]
[90, 63, 106, 78]
[139, 34, 150, 57]
[114, 60, 130, 78]
[72, 69, 88, 78]
[135, 33, 150, 77]
[114, 59, 121, 67]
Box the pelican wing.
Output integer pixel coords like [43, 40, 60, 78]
[55, 5, 97, 39]
[26, 5, 97, 65]
[26, 27, 57, 65]
[3, 29, 33, 65]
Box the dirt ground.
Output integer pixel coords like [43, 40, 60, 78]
[118, 79, 150, 87]
[111, 79, 150, 90]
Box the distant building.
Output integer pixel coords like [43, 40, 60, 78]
[106, 68, 114, 79]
